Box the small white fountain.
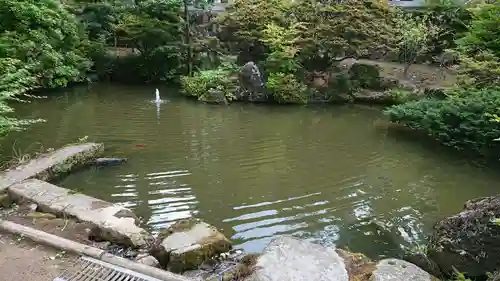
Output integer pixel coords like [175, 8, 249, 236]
[155, 88, 161, 103]
[154, 88, 163, 124]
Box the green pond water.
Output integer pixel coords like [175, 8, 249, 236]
[2, 83, 500, 258]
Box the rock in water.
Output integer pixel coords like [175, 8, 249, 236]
[427, 195, 500, 278]
[247, 236, 349, 281]
[236, 62, 268, 102]
[370, 259, 437, 281]
[149, 218, 232, 273]
[198, 89, 228, 105]
[94, 158, 127, 166]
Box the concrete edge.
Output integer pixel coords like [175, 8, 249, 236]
[0, 220, 193, 281]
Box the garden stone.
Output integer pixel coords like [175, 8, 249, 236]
[198, 89, 228, 105]
[235, 62, 267, 102]
[247, 236, 349, 281]
[427, 195, 500, 278]
[150, 218, 232, 273]
[370, 259, 437, 281]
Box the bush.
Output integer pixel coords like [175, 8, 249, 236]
[180, 63, 238, 100]
[384, 87, 500, 155]
[388, 88, 415, 104]
[0, 58, 44, 137]
[411, 2, 472, 58]
[454, 3, 500, 88]
[348, 63, 383, 90]
[267, 72, 308, 104]
[0, 0, 91, 89]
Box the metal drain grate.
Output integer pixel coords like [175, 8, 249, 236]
[54, 256, 163, 281]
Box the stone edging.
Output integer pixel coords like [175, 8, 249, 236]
[0, 219, 192, 281]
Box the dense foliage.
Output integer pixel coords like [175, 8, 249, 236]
[0, 0, 91, 136]
[384, 2, 500, 157]
[218, 0, 397, 70]
[0, 0, 91, 89]
[393, 10, 441, 75]
[76, 0, 185, 83]
[422, 1, 472, 57]
[0, 59, 44, 137]
[188, 0, 399, 104]
[180, 61, 238, 100]
[454, 3, 500, 88]
[385, 87, 500, 155]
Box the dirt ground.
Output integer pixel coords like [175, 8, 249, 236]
[0, 232, 78, 281]
[1, 203, 96, 246]
[0, 203, 141, 259]
[347, 59, 458, 89]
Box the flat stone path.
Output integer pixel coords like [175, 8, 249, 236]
[0, 143, 103, 192]
[8, 179, 151, 247]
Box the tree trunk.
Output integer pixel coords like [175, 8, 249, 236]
[404, 55, 417, 78]
[184, 0, 193, 76]
[403, 63, 411, 77]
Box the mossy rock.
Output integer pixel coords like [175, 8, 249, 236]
[198, 89, 229, 105]
[427, 195, 500, 279]
[38, 143, 104, 181]
[150, 218, 232, 273]
[0, 193, 12, 208]
[336, 248, 376, 281]
[348, 63, 383, 91]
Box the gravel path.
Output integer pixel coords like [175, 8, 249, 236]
[0, 232, 78, 281]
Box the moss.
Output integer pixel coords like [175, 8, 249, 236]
[336, 248, 376, 281]
[159, 218, 201, 237]
[168, 238, 232, 273]
[204, 254, 260, 281]
[0, 193, 12, 208]
[160, 219, 233, 273]
[36, 143, 104, 182]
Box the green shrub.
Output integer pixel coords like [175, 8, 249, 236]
[0, 0, 91, 89]
[384, 87, 500, 155]
[348, 63, 383, 90]
[388, 88, 415, 104]
[180, 63, 238, 100]
[267, 72, 308, 104]
[454, 3, 500, 88]
[0, 58, 44, 137]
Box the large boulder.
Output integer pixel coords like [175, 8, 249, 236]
[427, 195, 500, 278]
[235, 62, 268, 102]
[198, 89, 229, 105]
[370, 259, 438, 281]
[149, 219, 232, 273]
[247, 236, 438, 281]
[247, 236, 349, 281]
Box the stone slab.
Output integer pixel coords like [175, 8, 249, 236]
[370, 259, 435, 281]
[0, 143, 103, 192]
[8, 179, 151, 247]
[248, 236, 349, 281]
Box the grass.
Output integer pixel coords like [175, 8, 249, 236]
[0, 141, 51, 170]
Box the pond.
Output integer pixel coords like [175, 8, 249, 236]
[2, 83, 500, 258]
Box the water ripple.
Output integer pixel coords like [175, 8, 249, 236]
[17, 85, 500, 258]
